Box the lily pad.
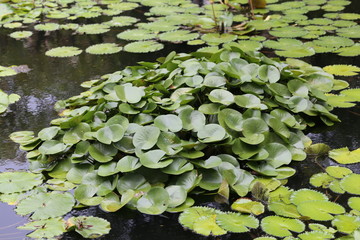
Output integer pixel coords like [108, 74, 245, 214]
[297, 200, 345, 221]
[261, 216, 305, 237]
[85, 43, 122, 55]
[18, 218, 66, 239]
[68, 216, 110, 238]
[0, 172, 42, 194]
[16, 192, 75, 220]
[340, 174, 360, 194]
[124, 41, 164, 53]
[45, 46, 82, 58]
[329, 147, 360, 164]
[9, 31, 33, 39]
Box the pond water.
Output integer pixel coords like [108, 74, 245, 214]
[0, 1, 359, 239]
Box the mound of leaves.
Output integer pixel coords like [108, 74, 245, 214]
[6, 46, 353, 238]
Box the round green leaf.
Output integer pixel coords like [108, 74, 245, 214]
[96, 124, 125, 144]
[137, 187, 169, 215]
[0, 172, 42, 194]
[154, 114, 183, 132]
[133, 126, 160, 150]
[16, 192, 75, 220]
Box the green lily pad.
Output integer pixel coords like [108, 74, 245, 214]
[332, 214, 360, 234]
[45, 46, 82, 58]
[326, 166, 353, 178]
[18, 218, 66, 239]
[133, 125, 160, 150]
[9, 30, 33, 39]
[137, 187, 169, 215]
[290, 189, 328, 205]
[0, 172, 42, 194]
[201, 33, 237, 45]
[231, 198, 265, 215]
[16, 192, 75, 220]
[68, 216, 110, 238]
[297, 200, 345, 221]
[117, 29, 156, 41]
[261, 216, 305, 237]
[124, 41, 164, 53]
[85, 43, 122, 55]
[216, 212, 259, 233]
[329, 147, 360, 164]
[340, 174, 360, 194]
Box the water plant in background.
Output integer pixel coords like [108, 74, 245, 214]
[3, 43, 360, 238]
[0, 0, 359, 57]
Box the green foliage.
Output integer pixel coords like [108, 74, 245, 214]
[124, 41, 164, 53]
[0, 89, 20, 113]
[179, 206, 258, 236]
[9, 30, 32, 39]
[0, 172, 42, 193]
[323, 65, 360, 76]
[85, 43, 122, 55]
[261, 216, 305, 237]
[18, 218, 66, 239]
[67, 216, 111, 238]
[340, 174, 360, 195]
[45, 46, 82, 58]
[329, 147, 360, 164]
[15, 192, 75, 220]
[117, 29, 157, 41]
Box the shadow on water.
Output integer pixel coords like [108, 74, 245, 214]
[0, 1, 359, 239]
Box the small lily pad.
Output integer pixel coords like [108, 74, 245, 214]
[124, 41, 164, 53]
[45, 46, 82, 58]
[85, 43, 122, 55]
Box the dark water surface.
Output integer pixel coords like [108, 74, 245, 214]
[0, 1, 359, 239]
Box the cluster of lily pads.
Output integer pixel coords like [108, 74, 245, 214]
[3, 44, 359, 238]
[180, 165, 360, 239]
[0, 0, 359, 57]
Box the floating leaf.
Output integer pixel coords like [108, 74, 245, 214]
[137, 187, 169, 215]
[124, 41, 164, 53]
[298, 231, 334, 240]
[297, 200, 345, 221]
[216, 212, 259, 233]
[117, 29, 156, 41]
[34, 23, 60, 31]
[77, 24, 110, 34]
[261, 216, 305, 237]
[329, 147, 360, 164]
[268, 202, 301, 218]
[326, 166, 352, 178]
[179, 207, 226, 236]
[133, 125, 160, 150]
[312, 36, 354, 48]
[158, 30, 199, 42]
[45, 46, 82, 58]
[332, 214, 360, 234]
[231, 198, 265, 215]
[0, 172, 42, 194]
[340, 174, 360, 194]
[9, 31, 33, 39]
[348, 197, 360, 212]
[201, 33, 237, 45]
[16, 192, 75, 220]
[85, 43, 122, 55]
[18, 218, 66, 239]
[309, 173, 334, 188]
[197, 124, 226, 143]
[68, 216, 110, 238]
[154, 114, 183, 132]
[323, 64, 360, 76]
[290, 189, 328, 205]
